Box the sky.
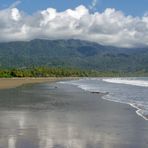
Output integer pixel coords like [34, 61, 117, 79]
[1, 0, 148, 16]
[0, 0, 148, 47]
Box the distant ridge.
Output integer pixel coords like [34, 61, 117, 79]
[0, 39, 148, 72]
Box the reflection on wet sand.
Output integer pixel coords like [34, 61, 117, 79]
[0, 83, 148, 148]
[0, 111, 122, 148]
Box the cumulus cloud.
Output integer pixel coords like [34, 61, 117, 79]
[0, 4, 148, 47]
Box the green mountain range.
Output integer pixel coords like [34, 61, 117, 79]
[0, 39, 148, 72]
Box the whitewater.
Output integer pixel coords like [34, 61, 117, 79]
[59, 77, 148, 121]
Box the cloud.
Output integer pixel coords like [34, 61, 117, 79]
[0, 4, 148, 48]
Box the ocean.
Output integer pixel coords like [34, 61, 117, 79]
[60, 77, 148, 120]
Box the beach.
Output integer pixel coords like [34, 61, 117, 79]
[0, 77, 77, 90]
[0, 80, 147, 148]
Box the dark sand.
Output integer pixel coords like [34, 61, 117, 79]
[0, 81, 147, 148]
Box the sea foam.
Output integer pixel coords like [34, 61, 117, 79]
[59, 78, 148, 121]
[102, 78, 148, 87]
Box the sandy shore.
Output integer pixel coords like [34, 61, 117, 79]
[0, 79, 148, 147]
[0, 77, 77, 90]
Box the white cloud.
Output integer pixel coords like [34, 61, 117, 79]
[11, 8, 21, 21]
[0, 5, 148, 47]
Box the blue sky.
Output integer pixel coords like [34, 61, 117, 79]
[0, 0, 148, 16]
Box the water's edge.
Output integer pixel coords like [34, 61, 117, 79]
[59, 79, 148, 121]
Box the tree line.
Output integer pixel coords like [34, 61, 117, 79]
[0, 67, 148, 78]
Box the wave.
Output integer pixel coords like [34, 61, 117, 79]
[102, 94, 148, 121]
[129, 103, 148, 121]
[59, 78, 148, 121]
[102, 78, 148, 87]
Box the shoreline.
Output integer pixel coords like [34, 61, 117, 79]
[0, 77, 78, 90]
[0, 78, 148, 147]
[92, 91, 148, 121]
[1, 77, 147, 121]
[101, 94, 148, 121]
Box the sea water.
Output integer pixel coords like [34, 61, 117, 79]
[59, 77, 148, 120]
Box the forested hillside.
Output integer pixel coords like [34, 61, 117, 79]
[0, 39, 148, 72]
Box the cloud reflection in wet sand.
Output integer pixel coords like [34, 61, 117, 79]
[0, 110, 120, 148]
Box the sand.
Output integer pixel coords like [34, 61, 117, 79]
[0, 77, 77, 89]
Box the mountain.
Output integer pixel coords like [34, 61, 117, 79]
[0, 39, 148, 72]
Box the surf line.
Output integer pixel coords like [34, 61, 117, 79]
[102, 94, 148, 121]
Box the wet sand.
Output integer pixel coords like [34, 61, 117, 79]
[0, 77, 77, 90]
[0, 81, 148, 148]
